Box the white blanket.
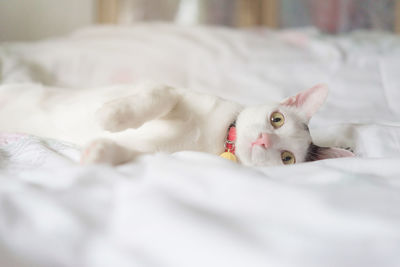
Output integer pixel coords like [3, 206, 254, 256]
[1, 24, 400, 267]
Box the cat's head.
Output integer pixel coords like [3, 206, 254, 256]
[235, 84, 354, 166]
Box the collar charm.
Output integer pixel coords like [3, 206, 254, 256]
[220, 123, 237, 162]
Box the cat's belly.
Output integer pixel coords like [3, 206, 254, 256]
[0, 105, 102, 146]
[0, 85, 103, 146]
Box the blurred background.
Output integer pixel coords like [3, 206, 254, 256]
[0, 0, 398, 41]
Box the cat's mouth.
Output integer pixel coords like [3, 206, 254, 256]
[251, 145, 271, 164]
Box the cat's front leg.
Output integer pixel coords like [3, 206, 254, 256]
[81, 139, 139, 165]
[96, 85, 180, 132]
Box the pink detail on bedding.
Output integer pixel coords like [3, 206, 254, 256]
[110, 68, 134, 83]
[0, 133, 28, 145]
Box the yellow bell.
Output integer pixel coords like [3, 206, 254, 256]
[219, 151, 237, 162]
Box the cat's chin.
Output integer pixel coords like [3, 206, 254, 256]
[248, 146, 280, 167]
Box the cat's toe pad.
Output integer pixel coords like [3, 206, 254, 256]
[81, 139, 118, 164]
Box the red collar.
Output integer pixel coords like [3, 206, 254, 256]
[224, 122, 236, 154]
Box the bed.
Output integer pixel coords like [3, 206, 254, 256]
[1, 23, 400, 267]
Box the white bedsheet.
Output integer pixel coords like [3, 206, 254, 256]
[1, 24, 400, 267]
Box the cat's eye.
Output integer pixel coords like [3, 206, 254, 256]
[281, 151, 295, 165]
[270, 112, 285, 128]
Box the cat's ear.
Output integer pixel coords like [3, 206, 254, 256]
[281, 84, 329, 120]
[306, 143, 355, 162]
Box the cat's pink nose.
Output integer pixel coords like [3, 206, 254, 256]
[252, 133, 271, 149]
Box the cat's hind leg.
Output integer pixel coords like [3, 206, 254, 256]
[96, 85, 180, 132]
[81, 118, 190, 165]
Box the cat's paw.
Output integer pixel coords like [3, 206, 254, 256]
[96, 102, 142, 132]
[81, 139, 120, 165]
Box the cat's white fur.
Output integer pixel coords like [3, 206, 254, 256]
[0, 83, 353, 166]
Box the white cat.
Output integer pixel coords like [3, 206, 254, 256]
[0, 83, 353, 166]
